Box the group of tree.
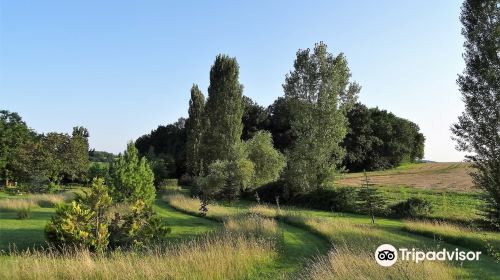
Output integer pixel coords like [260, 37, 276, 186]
[184, 55, 286, 203]
[46, 142, 169, 252]
[343, 103, 425, 171]
[135, 118, 187, 185]
[135, 48, 425, 189]
[0, 110, 90, 189]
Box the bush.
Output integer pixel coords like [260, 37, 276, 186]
[46, 182, 62, 194]
[17, 207, 31, 219]
[291, 188, 358, 213]
[390, 197, 433, 218]
[250, 180, 288, 203]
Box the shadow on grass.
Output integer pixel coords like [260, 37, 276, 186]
[0, 228, 48, 253]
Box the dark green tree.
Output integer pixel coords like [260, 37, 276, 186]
[451, 0, 500, 228]
[342, 103, 425, 172]
[0, 110, 35, 186]
[283, 42, 360, 192]
[110, 142, 156, 205]
[201, 54, 244, 168]
[186, 84, 205, 176]
[67, 126, 90, 181]
[242, 96, 269, 141]
[357, 172, 386, 224]
[135, 118, 186, 179]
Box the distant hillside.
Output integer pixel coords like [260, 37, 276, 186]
[337, 162, 474, 192]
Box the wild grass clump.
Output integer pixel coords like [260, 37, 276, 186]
[0, 198, 36, 211]
[0, 232, 276, 280]
[224, 214, 280, 240]
[403, 220, 500, 260]
[163, 194, 242, 220]
[0, 194, 67, 211]
[16, 207, 31, 220]
[301, 245, 454, 280]
[248, 204, 280, 218]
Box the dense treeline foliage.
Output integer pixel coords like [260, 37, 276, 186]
[135, 119, 187, 184]
[452, 0, 500, 228]
[342, 103, 425, 171]
[0, 110, 90, 189]
[89, 149, 115, 163]
[134, 43, 426, 205]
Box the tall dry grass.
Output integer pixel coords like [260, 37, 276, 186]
[403, 220, 500, 260]
[0, 232, 276, 280]
[301, 245, 454, 280]
[0, 194, 66, 211]
[224, 214, 280, 240]
[163, 194, 243, 220]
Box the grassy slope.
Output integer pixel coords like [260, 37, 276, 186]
[336, 162, 483, 222]
[164, 194, 500, 279]
[339, 162, 474, 191]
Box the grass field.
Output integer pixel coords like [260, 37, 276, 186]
[336, 162, 484, 222]
[338, 162, 474, 192]
[1, 177, 499, 279]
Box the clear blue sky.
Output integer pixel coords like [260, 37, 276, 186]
[1, 0, 466, 161]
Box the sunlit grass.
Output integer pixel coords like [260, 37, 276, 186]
[0, 232, 276, 280]
[163, 194, 244, 220]
[0, 194, 67, 211]
[301, 245, 454, 280]
[403, 220, 500, 260]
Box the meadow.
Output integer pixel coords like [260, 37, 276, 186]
[1, 166, 499, 279]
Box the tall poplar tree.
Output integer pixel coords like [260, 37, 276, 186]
[186, 84, 205, 176]
[283, 42, 360, 193]
[202, 55, 244, 168]
[452, 0, 500, 228]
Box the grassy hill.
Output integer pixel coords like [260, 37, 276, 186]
[338, 162, 474, 192]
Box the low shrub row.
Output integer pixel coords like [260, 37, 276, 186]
[246, 181, 434, 219]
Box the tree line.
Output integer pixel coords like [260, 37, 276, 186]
[134, 42, 425, 205]
[136, 43, 425, 192]
[0, 110, 89, 190]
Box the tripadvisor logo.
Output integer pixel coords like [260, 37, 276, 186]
[375, 244, 482, 267]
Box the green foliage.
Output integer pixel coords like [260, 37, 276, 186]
[45, 178, 112, 252]
[135, 118, 187, 179]
[245, 131, 286, 188]
[451, 0, 500, 229]
[390, 197, 433, 218]
[342, 103, 425, 171]
[266, 97, 295, 152]
[88, 162, 109, 181]
[110, 142, 156, 205]
[241, 96, 268, 141]
[200, 160, 228, 198]
[45, 201, 96, 249]
[198, 145, 255, 202]
[283, 42, 360, 193]
[357, 178, 386, 224]
[88, 149, 115, 163]
[46, 182, 62, 194]
[186, 84, 205, 176]
[17, 207, 31, 220]
[0, 110, 35, 186]
[109, 200, 170, 248]
[201, 54, 244, 168]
